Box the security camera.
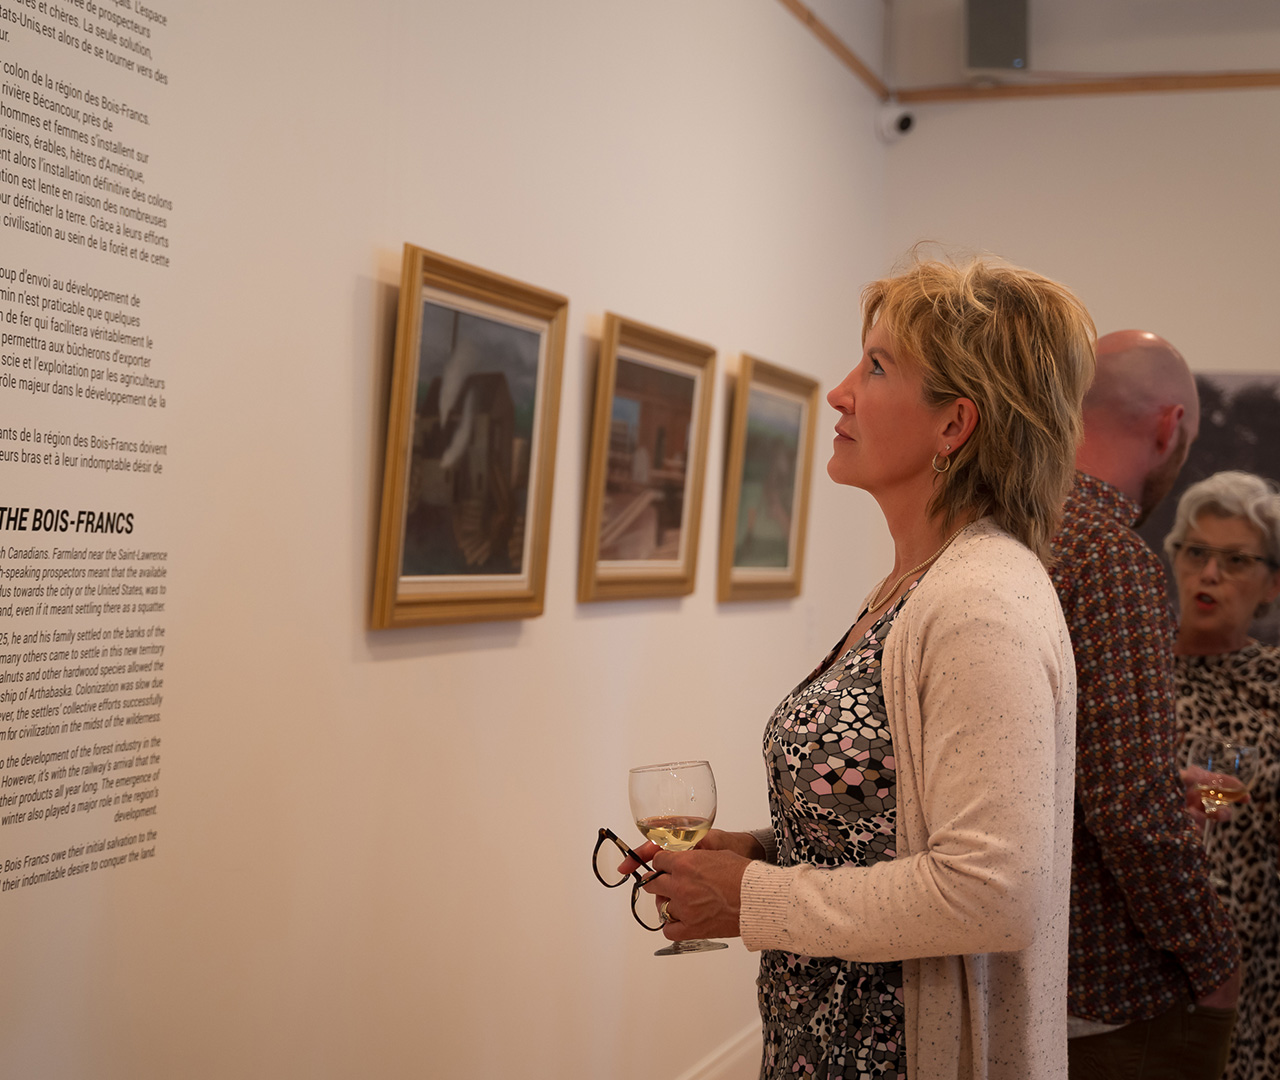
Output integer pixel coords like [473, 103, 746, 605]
[877, 104, 916, 143]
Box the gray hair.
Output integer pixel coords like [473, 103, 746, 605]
[1163, 469, 1280, 569]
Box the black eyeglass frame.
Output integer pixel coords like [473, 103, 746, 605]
[593, 826, 668, 932]
[1171, 541, 1279, 576]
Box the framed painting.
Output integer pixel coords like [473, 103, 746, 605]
[717, 355, 819, 602]
[577, 314, 716, 601]
[372, 244, 567, 627]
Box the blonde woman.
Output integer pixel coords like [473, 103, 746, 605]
[631, 257, 1094, 1080]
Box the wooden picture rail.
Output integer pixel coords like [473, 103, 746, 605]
[775, 0, 891, 101]
[898, 70, 1280, 104]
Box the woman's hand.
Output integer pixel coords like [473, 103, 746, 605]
[642, 846, 752, 941]
[618, 828, 764, 875]
[1180, 766, 1249, 830]
[617, 829, 765, 938]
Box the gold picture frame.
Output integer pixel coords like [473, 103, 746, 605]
[578, 314, 716, 602]
[717, 355, 820, 602]
[372, 244, 567, 627]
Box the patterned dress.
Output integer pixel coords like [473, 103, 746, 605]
[1175, 642, 1280, 1080]
[758, 591, 909, 1080]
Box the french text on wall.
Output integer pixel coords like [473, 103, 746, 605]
[0, 0, 175, 894]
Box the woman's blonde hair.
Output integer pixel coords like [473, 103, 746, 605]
[863, 256, 1096, 563]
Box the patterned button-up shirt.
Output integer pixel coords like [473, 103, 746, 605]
[1050, 471, 1239, 1024]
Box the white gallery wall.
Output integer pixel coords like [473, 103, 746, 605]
[0, 3, 891, 1079]
[5, 2, 1280, 1078]
[883, 86, 1280, 374]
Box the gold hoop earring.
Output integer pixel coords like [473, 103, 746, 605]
[931, 446, 952, 474]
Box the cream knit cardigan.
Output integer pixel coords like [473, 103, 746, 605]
[740, 520, 1076, 1080]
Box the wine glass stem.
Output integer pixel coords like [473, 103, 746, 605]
[1202, 815, 1227, 890]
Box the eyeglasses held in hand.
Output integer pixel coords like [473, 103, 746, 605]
[1172, 541, 1278, 578]
[593, 826, 667, 932]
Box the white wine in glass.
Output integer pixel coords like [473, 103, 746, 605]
[1185, 736, 1257, 888]
[635, 815, 713, 850]
[629, 760, 729, 956]
[1194, 779, 1250, 815]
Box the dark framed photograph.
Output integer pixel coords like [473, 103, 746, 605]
[372, 244, 567, 627]
[577, 314, 716, 601]
[717, 355, 819, 602]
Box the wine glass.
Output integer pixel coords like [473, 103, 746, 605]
[1185, 736, 1257, 887]
[628, 760, 729, 956]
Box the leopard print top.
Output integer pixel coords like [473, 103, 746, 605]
[1175, 641, 1280, 1080]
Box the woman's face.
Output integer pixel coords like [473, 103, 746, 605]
[1174, 512, 1280, 650]
[826, 320, 945, 496]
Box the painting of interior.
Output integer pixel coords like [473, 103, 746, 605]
[597, 353, 697, 564]
[577, 314, 716, 602]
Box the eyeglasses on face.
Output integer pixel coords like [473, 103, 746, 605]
[1172, 541, 1278, 578]
[592, 827, 667, 932]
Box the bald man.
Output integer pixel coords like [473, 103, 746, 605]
[1050, 331, 1240, 1080]
[1077, 330, 1201, 525]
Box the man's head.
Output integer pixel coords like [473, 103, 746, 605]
[1077, 330, 1199, 524]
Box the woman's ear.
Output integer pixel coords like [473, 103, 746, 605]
[939, 397, 979, 451]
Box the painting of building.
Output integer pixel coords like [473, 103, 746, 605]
[400, 301, 541, 576]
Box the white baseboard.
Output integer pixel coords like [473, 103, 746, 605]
[672, 1021, 761, 1080]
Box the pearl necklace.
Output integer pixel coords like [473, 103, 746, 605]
[866, 526, 966, 615]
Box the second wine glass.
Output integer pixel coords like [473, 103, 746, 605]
[629, 759, 729, 956]
[1185, 735, 1257, 889]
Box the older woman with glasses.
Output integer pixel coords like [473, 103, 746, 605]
[1165, 470, 1280, 1080]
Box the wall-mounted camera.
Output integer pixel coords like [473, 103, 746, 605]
[877, 105, 916, 143]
